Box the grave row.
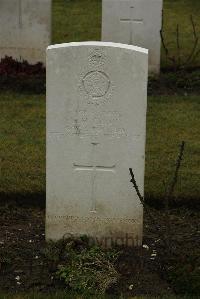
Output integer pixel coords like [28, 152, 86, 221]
[0, 0, 160, 246]
[0, 0, 162, 73]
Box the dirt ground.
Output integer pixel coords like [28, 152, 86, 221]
[0, 201, 199, 297]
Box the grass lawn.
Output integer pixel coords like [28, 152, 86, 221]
[0, 92, 199, 202]
[145, 94, 200, 201]
[52, 0, 200, 68]
[162, 0, 200, 68]
[0, 92, 45, 199]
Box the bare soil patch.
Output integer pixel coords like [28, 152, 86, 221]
[0, 203, 199, 296]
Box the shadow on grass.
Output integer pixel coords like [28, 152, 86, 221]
[0, 192, 199, 211]
[145, 194, 200, 210]
[0, 192, 45, 208]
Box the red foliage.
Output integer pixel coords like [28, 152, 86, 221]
[0, 56, 45, 77]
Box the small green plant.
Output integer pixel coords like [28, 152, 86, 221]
[54, 238, 120, 295]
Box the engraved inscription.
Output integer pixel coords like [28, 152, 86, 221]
[64, 110, 127, 138]
[47, 215, 137, 224]
[83, 71, 110, 98]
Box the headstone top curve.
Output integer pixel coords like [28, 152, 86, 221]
[47, 41, 148, 54]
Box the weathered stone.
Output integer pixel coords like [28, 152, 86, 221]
[0, 0, 51, 64]
[102, 0, 163, 74]
[46, 42, 148, 247]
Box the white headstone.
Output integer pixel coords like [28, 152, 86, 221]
[102, 0, 163, 74]
[46, 42, 148, 247]
[0, 0, 51, 65]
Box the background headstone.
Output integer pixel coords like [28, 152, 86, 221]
[102, 0, 163, 74]
[46, 42, 148, 247]
[0, 0, 51, 65]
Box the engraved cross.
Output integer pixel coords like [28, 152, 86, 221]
[73, 143, 115, 213]
[120, 1, 143, 44]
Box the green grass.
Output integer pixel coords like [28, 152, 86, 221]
[52, 0, 102, 44]
[0, 92, 45, 197]
[0, 92, 199, 201]
[145, 95, 200, 200]
[52, 0, 200, 68]
[162, 0, 200, 68]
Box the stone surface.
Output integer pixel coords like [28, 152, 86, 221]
[46, 42, 148, 247]
[102, 0, 163, 74]
[0, 0, 51, 65]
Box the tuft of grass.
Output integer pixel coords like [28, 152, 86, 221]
[42, 237, 120, 296]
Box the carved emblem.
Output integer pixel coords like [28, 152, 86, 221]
[78, 48, 113, 106]
[83, 71, 110, 98]
[88, 48, 106, 67]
